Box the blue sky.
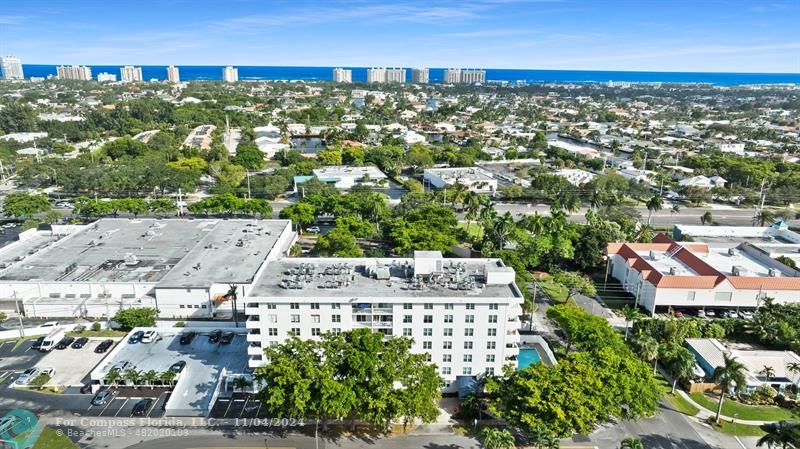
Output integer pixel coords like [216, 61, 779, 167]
[1, 0, 798, 72]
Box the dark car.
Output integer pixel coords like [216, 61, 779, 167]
[31, 336, 45, 350]
[161, 392, 171, 411]
[179, 331, 196, 345]
[55, 336, 75, 350]
[80, 383, 93, 394]
[169, 361, 186, 373]
[71, 337, 89, 349]
[128, 331, 144, 344]
[208, 329, 222, 343]
[91, 390, 114, 406]
[95, 339, 114, 353]
[132, 398, 154, 417]
[219, 331, 235, 345]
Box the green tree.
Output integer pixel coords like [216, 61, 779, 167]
[2, 192, 51, 218]
[480, 427, 516, 449]
[105, 370, 122, 387]
[102, 136, 148, 160]
[710, 354, 747, 423]
[335, 216, 375, 239]
[112, 307, 158, 329]
[159, 369, 177, 386]
[314, 228, 363, 257]
[148, 197, 177, 216]
[231, 376, 252, 392]
[0, 103, 38, 133]
[232, 145, 265, 170]
[621, 306, 642, 342]
[122, 368, 140, 387]
[757, 421, 800, 449]
[635, 335, 661, 375]
[404, 145, 434, 172]
[316, 149, 343, 166]
[141, 370, 160, 389]
[645, 195, 663, 225]
[280, 203, 317, 231]
[665, 346, 696, 394]
[619, 437, 645, 449]
[700, 211, 713, 226]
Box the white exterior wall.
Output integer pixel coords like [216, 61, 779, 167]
[246, 297, 522, 391]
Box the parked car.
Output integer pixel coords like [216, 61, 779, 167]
[108, 360, 131, 373]
[71, 337, 89, 349]
[0, 415, 20, 433]
[219, 331, 235, 344]
[179, 331, 196, 345]
[705, 309, 716, 318]
[31, 336, 45, 350]
[37, 367, 55, 378]
[14, 368, 39, 386]
[91, 390, 114, 406]
[169, 361, 186, 374]
[55, 336, 75, 350]
[128, 331, 144, 344]
[141, 330, 160, 343]
[208, 330, 222, 343]
[40, 321, 59, 328]
[307, 226, 321, 233]
[161, 392, 171, 411]
[132, 398, 154, 417]
[697, 309, 706, 318]
[80, 383, 93, 394]
[95, 339, 114, 353]
[739, 310, 754, 319]
[725, 310, 739, 318]
[72, 325, 86, 333]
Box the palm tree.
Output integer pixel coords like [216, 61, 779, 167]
[646, 195, 663, 225]
[636, 335, 660, 375]
[757, 421, 800, 449]
[700, 211, 713, 226]
[667, 348, 697, 395]
[479, 427, 516, 449]
[105, 370, 122, 388]
[541, 433, 560, 449]
[528, 424, 550, 449]
[123, 368, 141, 388]
[754, 209, 776, 227]
[159, 370, 177, 387]
[787, 362, 800, 378]
[670, 204, 681, 215]
[141, 370, 160, 390]
[621, 305, 642, 341]
[231, 376, 252, 393]
[759, 365, 776, 381]
[711, 354, 747, 423]
[620, 437, 645, 449]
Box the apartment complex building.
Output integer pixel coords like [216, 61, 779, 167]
[0, 56, 23, 80]
[444, 68, 486, 84]
[167, 65, 180, 83]
[120, 66, 143, 82]
[56, 65, 92, 81]
[97, 73, 117, 83]
[332, 68, 352, 83]
[367, 67, 406, 83]
[411, 68, 429, 84]
[222, 66, 238, 82]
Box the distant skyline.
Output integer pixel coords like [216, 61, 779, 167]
[1, 0, 799, 74]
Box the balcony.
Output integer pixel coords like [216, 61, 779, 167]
[246, 331, 261, 342]
[247, 343, 263, 356]
[245, 306, 260, 316]
[248, 356, 266, 369]
[245, 317, 261, 329]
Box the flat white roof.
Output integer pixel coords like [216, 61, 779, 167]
[635, 250, 698, 276]
[312, 165, 387, 180]
[702, 247, 781, 278]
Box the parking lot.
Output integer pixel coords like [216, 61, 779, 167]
[209, 394, 270, 419]
[33, 339, 117, 387]
[0, 338, 46, 376]
[84, 390, 169, 418]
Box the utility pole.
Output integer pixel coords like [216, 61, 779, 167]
[13, 291, 24, 338]
[246, 170, 251, 200]
[754, 179, 767, 225]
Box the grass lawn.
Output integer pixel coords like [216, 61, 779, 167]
[690, 392, 800, 421]
[656, 375, 699, 416]
[457, 221, 484, 240]
[709, 420, 767, 437]
[538, 278, 570, 304]
[67, 329, 127, 338]
[33, 427, 79, 449]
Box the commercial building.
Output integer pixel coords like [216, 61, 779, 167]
[294, 165, 388, 191]
[367, 67, 405, 83]
[444, 68, 486, 84]
[0, 56, 24, 80]
[222, 66, 238, 82]
[411, 68, 429, 84]
[244, 251, 524, 391]
[606, 234, 800, 315]
[96, 72, 117, 83]
[56, 65, 92, 81]
[332, 68, 352, 83]
[423, 167, 498, 194]
[167, 65, 180, 83]
[183, 125, 216, 150]
[120, 66, 143, 82]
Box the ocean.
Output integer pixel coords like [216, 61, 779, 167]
[20, 65, 800, 86]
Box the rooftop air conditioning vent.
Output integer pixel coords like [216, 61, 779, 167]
[731, 265, 745, 276]
[649, 250, 657, 260]
[768, 268, 777, 277]
[669, 266, 677, 275]
[728, 248, 735, 256]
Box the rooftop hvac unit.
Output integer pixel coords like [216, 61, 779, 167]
[649, 250, 657, 260]
[727, 248, 736, 256]
[768, 268, 777, 277]
[731, 265, 745, 276]
[669, 266, 677, 275]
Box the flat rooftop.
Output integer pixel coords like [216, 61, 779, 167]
[249, 257, 520, 299]
[312, 165, 387, 179]
[0, 219, 291, 287]
[703, 247, 783, 278]
[636, 250, 699, 276]
[425, 167, 495, 182]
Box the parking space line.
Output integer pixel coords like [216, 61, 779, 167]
[222, 399, 233, 418]
[239, 397, 250, 418]
[98, 395, 117, 414]
[145, 398, 159, 417]
[114, 398, 129, 417]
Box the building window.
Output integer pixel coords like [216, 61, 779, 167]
[464, 341, 473, 350]
[465, 315, 474, 323]
[425, 354, 431, 362]
[714, 292, 732, 302]
[179, 305, 185, 309]
[443, 328, 453, 337]
[403, 303, 412, 310]
[332, 314, 341, 323]
[290, 314, 300, 323]
[463, 355, 472, 362]
[268, 328, 278, 336]
[487, 328, 497, 337]
[311, 315, 320, 323]
[464, 328, 474, 337]
[290, 303, 299, 309]
[311, 328, 321, 336]
[489, 304, 498, 310]
[486, 355, 495, 362]
[687, 292, 696, 301]
[266, 304, 276, 309]
[443, 354, 452, 362]
[423, 341, 432, 350]
[463, 367, 472, 375]
[424, 303, 433, 310]
[442, 367, 451, 375]
[466, 304, 475, 310]
[332, 328, 341, 334]
[290, 328, 300, 336]
[331, 303, 340, 310]
[423, 328, 433, 337]
[444, 304, 454, 310]
[444, 315, 453, 323]
[485, 367, 495, 375]
[403, 328, 412, 337]
[487, 342, 496, 350]
[403, 315, 412, 323]
[488, 315, 497, 323]
[268, 314, 278, 323]
[424, 315, 433, 323]
[443, 341, 452, 350]
[311, 303, 320, 309]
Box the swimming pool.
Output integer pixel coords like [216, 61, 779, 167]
[517, 347, 541, 369]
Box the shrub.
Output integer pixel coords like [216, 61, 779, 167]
[91, 322, 102, 332]
[551, 271, 597, 297]
[741, 385, 777, 406]
[174, 321, 186, 328]
[112, 307, 158, 330]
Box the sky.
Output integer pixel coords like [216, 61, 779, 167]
[1, 0, 799, 73]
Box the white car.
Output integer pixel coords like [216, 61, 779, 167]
[141, 330, 160, 343]
[307, 226, 321, 233]
[14, 368, 39, 385]
[739, 310, 754, 320]
[55, 202, 74, 209]
[38, 367, 56, 377]
[697, 310, 706, 318]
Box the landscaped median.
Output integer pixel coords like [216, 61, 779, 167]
[689, 392, 800, 422]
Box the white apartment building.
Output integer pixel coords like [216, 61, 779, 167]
[424, 167, 498, 194]
[244, 251, 524, 392]
[332, 68, 352, 83]
[367, 67, 405, 83]
[120, 66, 143, 82]
[443, 69, 462, 84]
[0, 56, 24, 80]
[56, 65, 92, 81]
[167, 65, 180, 83]
[607, 234, 800, 315]
[411, 68, 429, 84]
[444, 68, 486, 84]
[222, 66, 238, 83]
[97, 73, 117, 83]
